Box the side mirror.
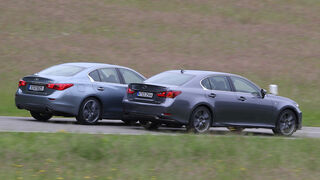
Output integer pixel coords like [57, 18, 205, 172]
[261, 89, 267, 98]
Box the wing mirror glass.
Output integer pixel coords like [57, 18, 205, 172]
[261, 89, 267, 98]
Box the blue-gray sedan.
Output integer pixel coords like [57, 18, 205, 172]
[15, 62, 146, 124]
[123, 70, 302, 136]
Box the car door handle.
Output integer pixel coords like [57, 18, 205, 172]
[97, 87, 104, 91]
[208, 93, 216, 98]
[238, 96, 246, 101]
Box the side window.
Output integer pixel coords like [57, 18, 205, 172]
[119, 68, 144, 84]
[88, 70, 101, 82]
[208, 76, 231, 91]
[201, 78, 211, 89]
[98, 68, 121, 83]
[231, 77, 259, 94]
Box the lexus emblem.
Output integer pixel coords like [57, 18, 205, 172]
[142, 85, 147, 90]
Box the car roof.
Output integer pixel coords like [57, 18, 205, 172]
[166, 70, 234, 77]
[61, 62, 125, 69]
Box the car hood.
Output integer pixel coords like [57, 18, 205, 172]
[266, 94, 297, 104]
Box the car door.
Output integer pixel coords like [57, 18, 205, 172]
[229, 76, 274, 126]
[202, 76, 239, 125]
[89, 68, 125, 119]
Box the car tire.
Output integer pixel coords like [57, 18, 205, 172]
[227, 127, 244, 133]
[139, 120, 161, 130]
[76, 98, 101, 125]
[187, 106, 212, 133]
[30, 111, 52, 121]
[273, 109, 297, 136]
[121, 119, 138, 126]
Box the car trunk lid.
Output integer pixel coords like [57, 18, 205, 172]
[127, 83, 168, 104]
[20, 75, 57, 96]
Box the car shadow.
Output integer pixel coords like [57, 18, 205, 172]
[16, 117, 275, 137]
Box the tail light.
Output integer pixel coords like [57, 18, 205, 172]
[127, 88, 135, 94]
[46, 83, 73, 90]
[19, 80, 26, 87]
[157, 91, 181, 98]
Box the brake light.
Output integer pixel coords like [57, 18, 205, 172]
[46, 83, 73, 90]
[157, 91, 181, 98]
[19, 80, 26, 87]
[127, 88, 135, 94]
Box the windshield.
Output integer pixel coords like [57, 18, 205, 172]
[38, 65, 85, 76]
[145, 72, 195, 86]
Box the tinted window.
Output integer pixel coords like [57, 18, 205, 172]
[208, 76, 231, 91]
[99, 68, 120, 83]
[145, 72, 195, 86]
[38, 65, 85, 76]
[231, 76, 259, 94]
[201, 78, 211, 89]
[119, 68, 144, 84]
[89, 70, 101, 82]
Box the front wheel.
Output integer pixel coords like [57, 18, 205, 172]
[187, 106, 212, 133]
[76, 98, 101, 125]
[30, 111, 52, 121]
[273, 109, 297, 136]
[139, 120, 161, 130]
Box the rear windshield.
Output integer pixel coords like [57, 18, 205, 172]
[38, 65, 85, 76]
[145, 72, 195, 86]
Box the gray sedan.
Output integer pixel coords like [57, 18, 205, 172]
[123, 70, 302, 136]
[15, 62, 146, 124]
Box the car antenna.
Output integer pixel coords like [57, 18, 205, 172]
[181, 69, 184, 74]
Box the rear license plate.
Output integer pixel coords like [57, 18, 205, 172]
[28, 85, 45, 92]
[137, 92, 153, 98]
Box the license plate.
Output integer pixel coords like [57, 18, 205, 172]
[137, 92, 153, 98]
[28, 85, 45, 92]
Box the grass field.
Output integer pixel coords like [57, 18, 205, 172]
[0, 0, 319, 126]
[0, 132, 319, 180]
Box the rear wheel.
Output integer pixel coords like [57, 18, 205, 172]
[139, 120, 161, 130]
[30, 111, 52, 121]
[76, 98, 101, 125]
[187, 106, 212, 133]
[273, 109, 297, 136]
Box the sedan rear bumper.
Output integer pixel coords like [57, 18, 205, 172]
[15, 90, 77, 116]
[123, 99, 185, 124]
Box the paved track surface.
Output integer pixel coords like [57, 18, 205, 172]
[1, 116, 320, 138]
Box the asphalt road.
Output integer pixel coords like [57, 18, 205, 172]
[1, 116, 320, 138]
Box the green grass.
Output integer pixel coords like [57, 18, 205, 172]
[0, 132, 320, 180]
[0, 0, 319, 125]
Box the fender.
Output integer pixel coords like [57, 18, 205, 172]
[275, 105, 300, 126]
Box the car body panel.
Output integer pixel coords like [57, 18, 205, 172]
[15, 62, 146, 119]
[123, 70, 302, 130]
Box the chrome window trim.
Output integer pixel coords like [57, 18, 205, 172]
[200, 77, 210, 90]
[87, 68, 121, 84]
[200, 75, 232, 92]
